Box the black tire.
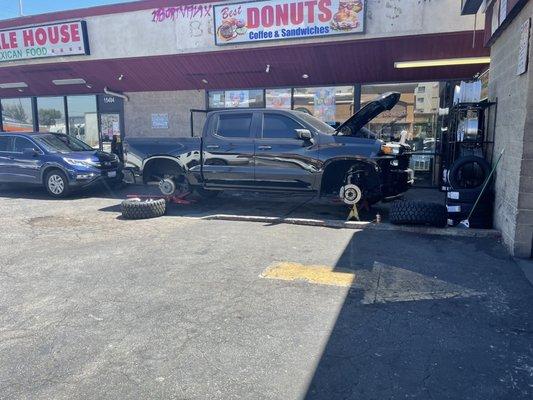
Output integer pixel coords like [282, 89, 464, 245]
[446, 188, 494, 204]
[389, 200, 447, 228]
[449, 156, 491, 190]
[121, 198, 166, 220]
[44, 169, 70, 198]
[194, 187, 221, 199]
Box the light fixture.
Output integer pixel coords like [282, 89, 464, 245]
[118, 74, 124, 81]
[0, 82, 28, 89]
[201, 78, 208, 84]
[17, 88, 24, 93]
[302, 74, 309, 79]
[52, 78, 87, 85]
[394, 57, 491, 69]
[265, 64, 271, 73]
[86, 84, 93, 89]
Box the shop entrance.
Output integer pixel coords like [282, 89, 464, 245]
[97, 95, 125, 160]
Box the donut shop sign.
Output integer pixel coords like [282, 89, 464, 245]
[214, 0, 365, 45]
[0, 21, 89, 62]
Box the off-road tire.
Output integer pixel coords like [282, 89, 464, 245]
[449, 156, 491, 190]
[389, 200, 447, 228]
[121, 198, 166, 220]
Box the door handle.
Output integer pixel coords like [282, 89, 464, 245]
[258, 145, 272, 150]
[205, 145, 220, 150]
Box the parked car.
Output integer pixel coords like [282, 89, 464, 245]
[0, 132, 123, 198]
[124, 92, 414, 206]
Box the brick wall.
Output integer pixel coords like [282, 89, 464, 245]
[489, 1, 532, 257]
[123, 90, 206, 138]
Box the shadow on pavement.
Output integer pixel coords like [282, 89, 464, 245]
[0, 182, 127, 201]
[303, 229, 533, 399]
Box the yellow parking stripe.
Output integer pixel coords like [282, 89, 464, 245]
[261, 262, 355, 287]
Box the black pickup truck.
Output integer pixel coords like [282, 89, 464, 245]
[124, 92, 413, 206]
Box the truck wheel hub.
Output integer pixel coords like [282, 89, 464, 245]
[340, 184, 362, 205]
[159, 178, 176, 196]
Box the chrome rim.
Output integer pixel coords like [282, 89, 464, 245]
[48, 174, 65, 195]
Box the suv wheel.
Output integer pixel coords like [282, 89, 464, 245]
[45, 170, 70, 198]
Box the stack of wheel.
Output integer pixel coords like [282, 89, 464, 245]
[446, 156, 493, 229]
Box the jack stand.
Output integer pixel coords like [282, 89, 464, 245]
[347, 203, 360, 221]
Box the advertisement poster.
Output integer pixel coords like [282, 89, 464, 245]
[313, 87, 336, 123]
[266, 89, 292, 109]
[0, 21, 89, 63]
[225, 90, 250, 108]
[151, 113, 169, 129]
[214, 0, 365, 45]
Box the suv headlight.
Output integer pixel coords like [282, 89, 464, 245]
[381, 144, 400, 155]
[63, 158, 101, 168]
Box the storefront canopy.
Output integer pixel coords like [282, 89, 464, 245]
[0, 30, 488, 98]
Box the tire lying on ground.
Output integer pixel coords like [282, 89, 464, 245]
[121, 198, 167, 220]
[389, 200, 447, 228]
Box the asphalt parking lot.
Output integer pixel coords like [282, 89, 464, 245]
[1, 183, 532, 400]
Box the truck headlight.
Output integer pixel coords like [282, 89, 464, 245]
[381, 144, 400, 155]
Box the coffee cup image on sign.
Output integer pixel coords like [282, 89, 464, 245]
[217, 18, 247, 41]
[331, 0, 363, 31]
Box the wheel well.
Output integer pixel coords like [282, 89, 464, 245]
[320, 160, 376, 196]
[142, 158, 184, 183]
[41, 166, 64, 185]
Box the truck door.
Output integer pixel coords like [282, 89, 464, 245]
[202, 112, 258, 188]
[254, 112, 318, 190]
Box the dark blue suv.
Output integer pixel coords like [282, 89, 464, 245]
[0, 132, 123, 197]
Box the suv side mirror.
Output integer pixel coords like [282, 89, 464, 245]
[23, 148, 38, 156]
[296, 129, 312, 140]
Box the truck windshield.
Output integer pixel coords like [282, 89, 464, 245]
[34, 134, 94, 153]
[294, 112, 336, 135]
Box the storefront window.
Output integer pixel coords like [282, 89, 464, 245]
[1, 98, 33, 132]
[67, 96, 98, 148]
[208, 90, 264, 109]
[293, 86, 354, 127]
[37, 97, 66, 133]
[266, 89, 291, 109]
[209, 91, 225, 109]
[362, 82, 442, 186]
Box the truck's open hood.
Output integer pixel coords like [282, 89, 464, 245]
[336, 92, 401, 135]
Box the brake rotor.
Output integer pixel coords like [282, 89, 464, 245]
[159, 178, 177, 196]
[339, 184, 362, 205]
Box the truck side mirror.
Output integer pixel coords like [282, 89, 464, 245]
[296, 129, 312, 140]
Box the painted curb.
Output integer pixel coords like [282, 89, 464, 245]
[203, 214, 501, 239]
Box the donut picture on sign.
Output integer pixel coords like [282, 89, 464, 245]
[330, 0, 364, 31]
[217, 18, 247, 41]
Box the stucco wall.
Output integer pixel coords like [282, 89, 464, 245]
[489, 1, 532, 257]
[124, 90, 206, 138]
[0, 0, 483, 68]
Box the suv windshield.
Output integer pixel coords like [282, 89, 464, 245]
[294, 112, 336, 135]
[34, 134, 94, 153]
